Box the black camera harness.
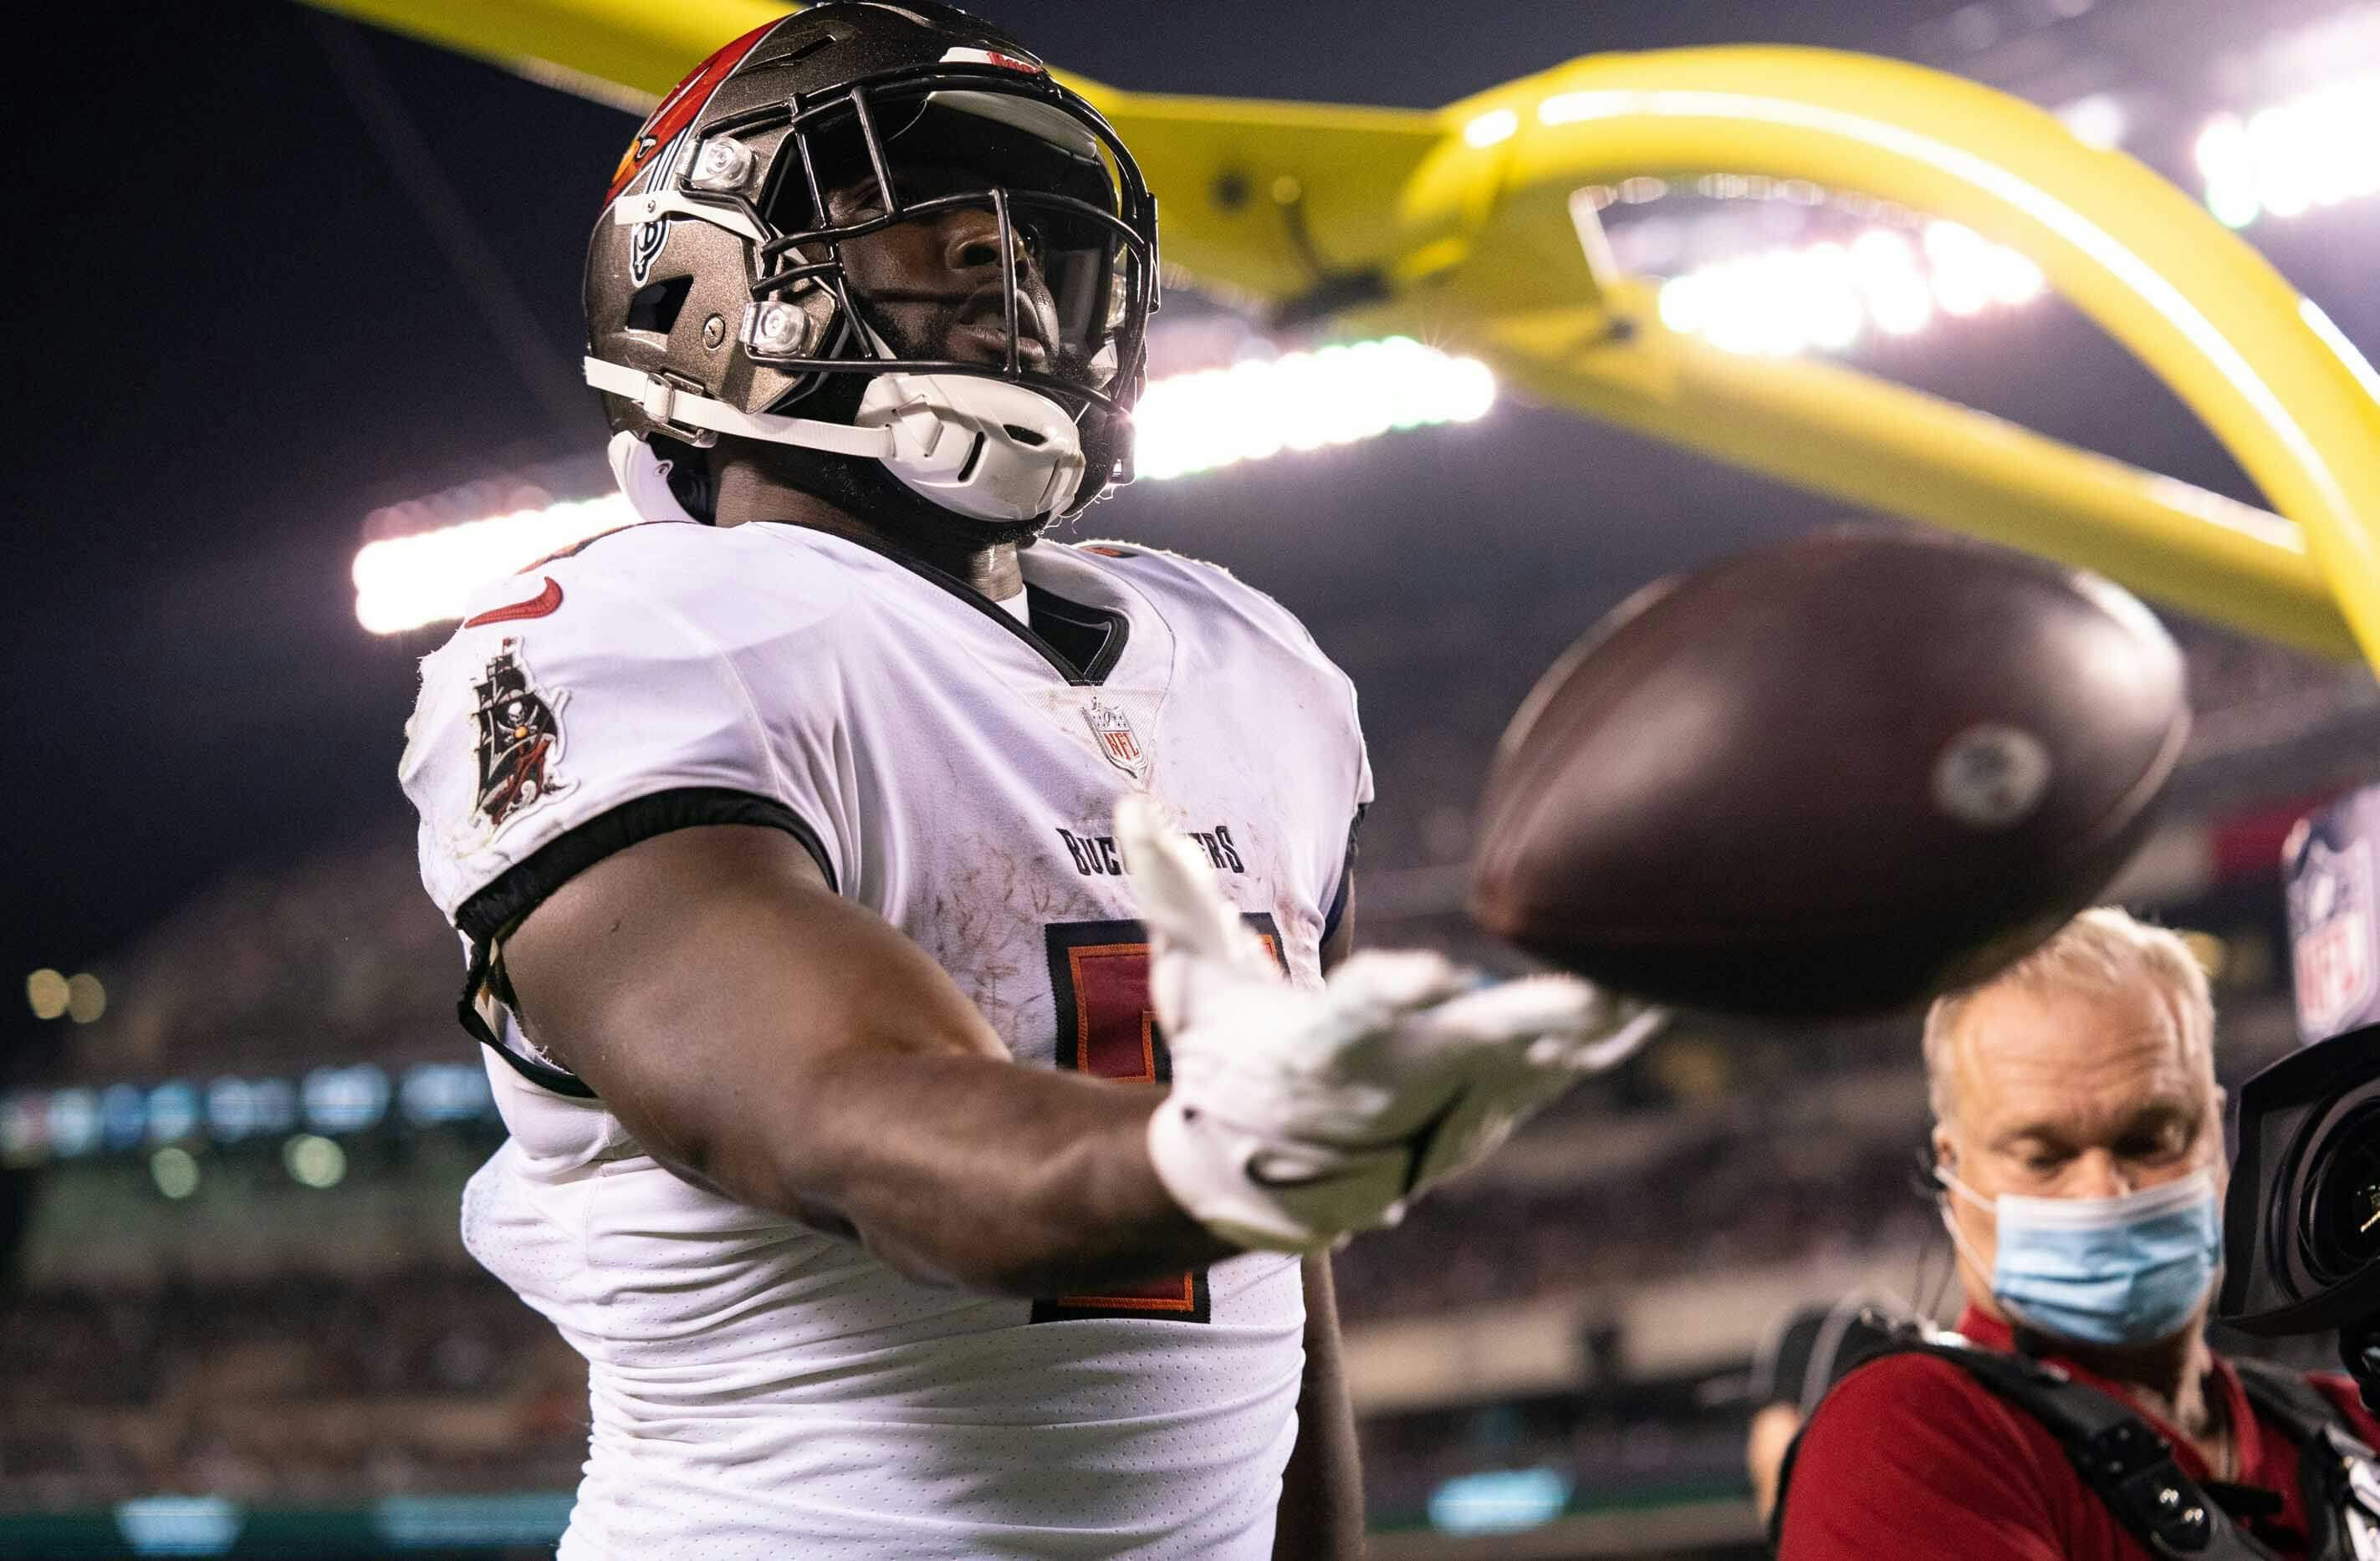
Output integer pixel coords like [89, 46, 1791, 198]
[1771, 1332, 2380, 1558]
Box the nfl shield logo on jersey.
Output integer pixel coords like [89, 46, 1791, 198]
[2291, 834, 2377, 1043]
[1081, 694, 1151, 783]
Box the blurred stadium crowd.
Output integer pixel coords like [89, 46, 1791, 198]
[3, 604, 2365, 1546]
[1, 1269, 584, 1508]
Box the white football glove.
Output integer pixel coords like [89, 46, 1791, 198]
[1120, 793, 1665, 1252]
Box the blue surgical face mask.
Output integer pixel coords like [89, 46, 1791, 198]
[1938, 1167, 2222, 1348]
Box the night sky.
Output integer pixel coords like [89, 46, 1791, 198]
[4, 0, 2359, 1066]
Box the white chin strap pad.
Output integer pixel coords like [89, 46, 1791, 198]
[586, 353, 1086, 525]
[858, 367, 1087, 523]
[606, 431, 700, 526]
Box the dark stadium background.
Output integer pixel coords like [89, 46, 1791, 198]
[4, 0, 2375, 1554]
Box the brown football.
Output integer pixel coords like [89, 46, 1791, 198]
[1468, 528, 2189, 1019]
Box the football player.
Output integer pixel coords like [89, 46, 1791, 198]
[398, 5, 1654, 1556]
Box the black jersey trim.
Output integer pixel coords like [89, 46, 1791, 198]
[1320, 803, 1367, 948]
[800, 528, 1131, 686]
[1024, 584, 1129, 683]
[452, 787, 836, 1099]
[455, 787, 835, 942]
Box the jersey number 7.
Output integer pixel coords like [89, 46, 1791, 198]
[1032, 915, 1284, 1325]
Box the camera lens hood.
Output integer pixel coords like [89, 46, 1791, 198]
[2220, 1022, 2380, 1334]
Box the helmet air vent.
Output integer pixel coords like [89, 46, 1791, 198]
[626, 276, 695, 335]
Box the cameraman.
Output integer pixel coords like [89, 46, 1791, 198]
[1775, 908, 2380, 1559]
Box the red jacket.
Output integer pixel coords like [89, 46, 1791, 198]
[1778, 1307, 2380, 1560]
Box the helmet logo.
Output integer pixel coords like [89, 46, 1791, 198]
[605, 20, 779, 207]
[628, 129, 694, 285]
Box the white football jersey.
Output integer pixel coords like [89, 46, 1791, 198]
[398, 518, 1371, 1559]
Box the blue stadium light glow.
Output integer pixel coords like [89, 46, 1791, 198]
[372, 1492, 577, 1549]
[300, 1064, 391, 1135]
[100, 1082, 147, 1151]
[400, 1062, 497, 1127]
[0, 1061, 501, 1166]
[114, 1496, 242, 1557]
[46, 1088, 101, 1158]
[205, 1077, 259, 1142]
[145, 1082, 200, 1145]
[1425, 1467, 1575, 1535]
[202, 1077, 299, 1141]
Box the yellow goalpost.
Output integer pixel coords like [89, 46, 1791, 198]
[306, 0, 2380, 672]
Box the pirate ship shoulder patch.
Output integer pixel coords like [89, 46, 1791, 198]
[468, 636, 573, 835]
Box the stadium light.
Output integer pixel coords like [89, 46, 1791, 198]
[1427, 1468, 1574, 1535]
[2056, 93, 2128, 152]
[352, 338, 1499, 635]
[2195, 73, 2380, 228]
[150, 1146, 200, 1201]
[1129, 337, 1496, 482]
[1655, 221, 2044, 357]
[0, 1061, 498, 1169]
[64, 972, 106, 1025]
[115, 1496, 239, 1555]
[24, 968, 68, 1021]
[353, 494, 639, 636]
[47, 1089, 99, 1157]
[284, 1133, 349, 1189]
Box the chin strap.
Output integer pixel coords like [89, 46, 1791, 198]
[584, 357, 896, 458]
[605, 431, 700, 526]
[588, 349, 1089, 524]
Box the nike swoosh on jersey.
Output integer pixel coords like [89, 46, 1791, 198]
[463, 577, 564, 628]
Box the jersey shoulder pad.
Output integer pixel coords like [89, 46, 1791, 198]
[447, 519, 856, 660]
[402, 521, 857, 924]
[1070, 539, 1371, 814]
[1070, 539, 1338, 677]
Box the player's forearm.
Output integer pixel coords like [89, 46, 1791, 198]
[776, 1049, 1239, 1294]
[503, 825, 1235, 1293]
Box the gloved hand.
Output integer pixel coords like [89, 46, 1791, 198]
[1119, 793, 1663, 1252]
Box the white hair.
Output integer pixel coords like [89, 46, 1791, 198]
[1922, 907, 2215, 1128]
